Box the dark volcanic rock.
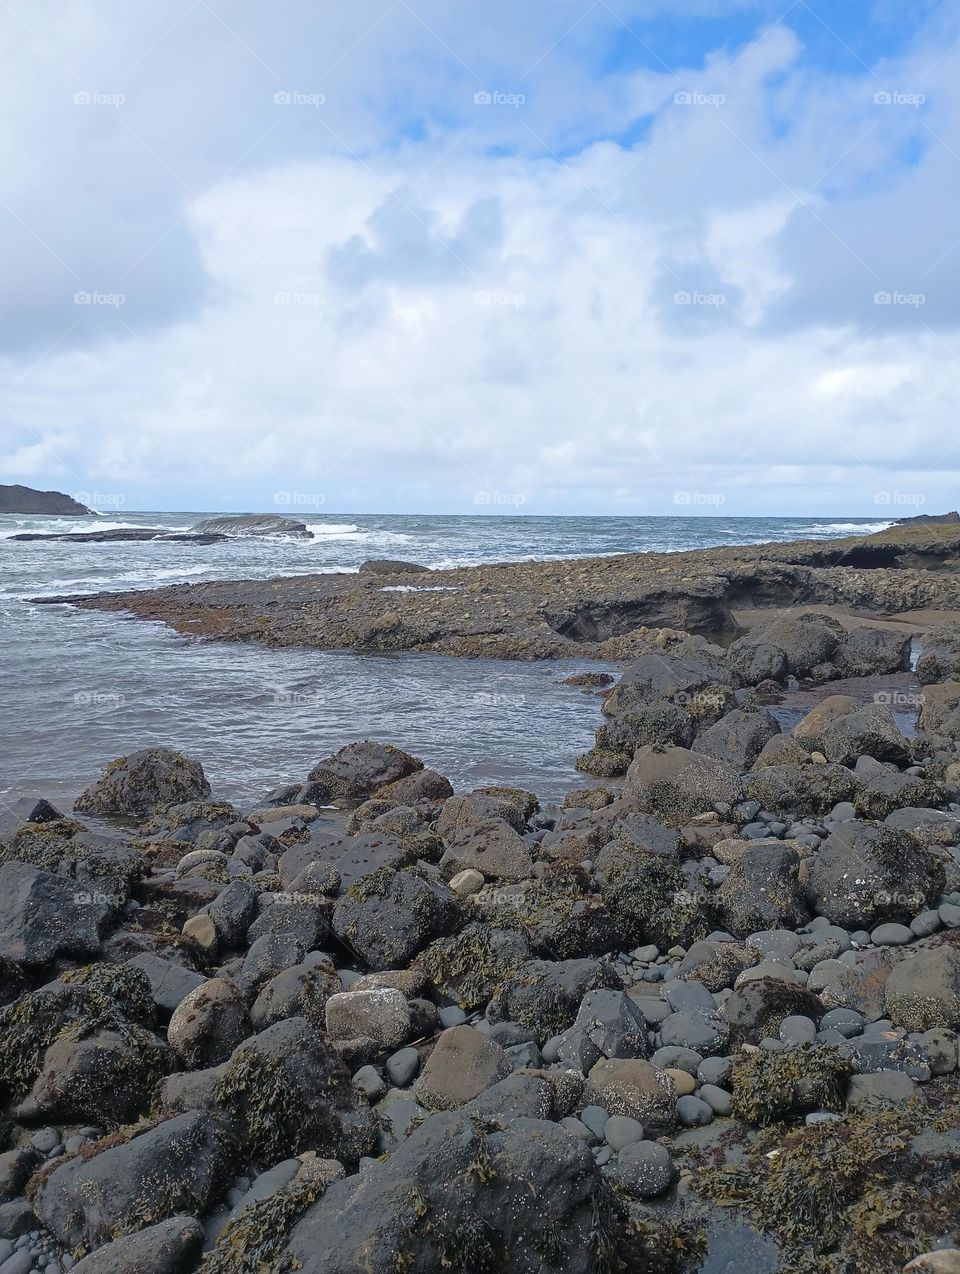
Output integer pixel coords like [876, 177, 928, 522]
[624, 745, 742, 825]
[715, 843, 810, 935]
[332, 867, 459, 969]
[0, 482, 92, 514]
[307, 741, 423, 800]
[916, 622, 960, 684]
[692, 707, 781, 769]
[358, 558, 430, 574]
[487, 957, 621, 1042]
[70, 1215, 204, 1273]
[0, 861, 114, 964]
[74, 747, 211, 818]
[190, 513, 312, 537]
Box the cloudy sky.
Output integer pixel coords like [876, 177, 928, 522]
[0, 0, 958, 515]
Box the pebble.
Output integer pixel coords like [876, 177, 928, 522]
[580, 1105, 610, 1139]
[0, 1253, 33, 1274]
[779, 1015, 817, 1045]
[30, 1129, 60, 1155]
[697, 1056, 732, 1086]
[438, 1005, 466, 1028]
[614, 1141, 674, 1197]
[633, 944, 659, 962]
[559, 1116, 594, 1144]
[386, 1048, 421, 1087]
[699, 1084, 732, 1115]
[870, 922, 913, 946]
[830, 802, 857, 822]
[652, 1046, 702, 1076]
[676, 1095, 713, 1127]
[664, 1068, 696, 1096]
[940, 902, 960, 928]
[352, 1065, 386, 1101]
[911, 910, 942, 938]
[604, 1115, 645, 1150]
[819, 1008, 864, 1037]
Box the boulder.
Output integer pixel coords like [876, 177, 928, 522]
[919, 683, 960, 740]
[835, 627, 911, 677]
[357, 559, 430, 575]
[307, 742, 422, 801]
[820, 703, 911, 767]
[885, 946, 960, 1030]
[125, 954, 206, 1014]
[487, 958, 621, 1042]
[285, 1112, 619, 1274]
[724, 977, 823, 1046]
[715, 843, 810, 936]
[415, 1026, 511, 1110]
[413, 924, 531, 1012]
[691, 707, 781, 769]
[74, 747, 211, 818]
[726, 638, 788, 688]
[167, 978, 251, 1067]
[805, 820, 944, 930]
[190, 513, 310, 537]
[744, 763, 858, 818]
[32, 1110, 233, 1250]
[332, 868, 459, 970]
[325, 987, 412, 1049]
[556, 989, 650, 1071]
[438, 822, 534, 883]
[624, 746, 742, 826]
[585, 1058, 676, 1132]
[738, 612, 846, 678]
[0, 861, 114, 965]
[70, 1215, 204, 1273]
[916, 622, 960, 684]
[793, 695, 860, 749]
[250, 959, 341, 1031]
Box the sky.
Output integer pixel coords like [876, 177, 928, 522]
[0, 0, 958, 516]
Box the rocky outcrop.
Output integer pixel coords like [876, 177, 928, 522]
[74, 747, 211, 817]
[189, 513, 312, 537]
[0, 483, 92, 514]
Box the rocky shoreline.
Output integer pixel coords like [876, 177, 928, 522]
[34, 522, 960, 659]
[3, 609, 960, 1271]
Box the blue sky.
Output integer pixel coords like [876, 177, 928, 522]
[0, 0, 958, 515]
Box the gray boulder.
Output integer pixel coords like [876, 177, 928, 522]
[692, 708, 781, 770]
[0, 861, 114, 965]
[836, 627, 911, 677]
[624, 746, 742, 826]
[74, 747, 210, 818]
[70, 1215, 203, 1273]
[332, 868, 459, 970]
[820, 703, 911, 768]
[307, 742, 423, 800]
[916, 622, 960, 684]
[715, 843, 810, 936]
[415, 1026, 511, 1110]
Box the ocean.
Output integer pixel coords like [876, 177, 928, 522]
[0, 512, 894, 806]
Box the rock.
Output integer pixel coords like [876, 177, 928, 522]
[332, 868, 459, 970]
[386, 1047, 420, 1087]
[603, 1114, 645, 1150]
[725, 977, 823, 1046]
[32, 1111, 232, 1250]
[846, 1070, 918, 1109]
[556, 990, 650, 1071]
[853, 758, 936, 821]
[624, 746, 742, 826]
[207, 880, 259, 947]
[0, 861, 114, 964]
[0, 482, 92, 514]
[805, 821, 945, 929]
[744, 612, 846, 678]
[372, 768, 452, 806]
[585, 1059, 676, 1132]
[677, 939, 752, 992]
[835, 627, 912, 677]
[916, 622, 960, 684]
[715, 843, 810, 936]
[692, 708, 781, 770]
[358, 558, 430, 575]
[744, 763, 858, 818]
[676, 1093, 713, 1126]
[414, 924, 531, 1011]
[250, 960, 341, 1031]
[885, 946, 960, 1030]
[74, 747, 211, 817]
[611, 1140, 674, 1198]
[21, 1025, 172, 1126]
[182, 913, 218, 951]
[285, 1111, 615, 1274]
[0, 1148, 40, 1204]
[167, 978, 251, 1067]
[438, 822, 534, 883]
[919, 683, 960, 741]
[415, 1026, 511, 1110]
[448, 869, 485, 897]
[820, 703, 911, 768]
[885, 808, 960, 846]
[753, 735, 811, 768]
[727, 638, 788, 687]
[70, 1215, 204, 1273]
[125, 954, 206, 1014]
[487, 958, 621, 1042]
[307, 742, 423, 801]
[326, 988, 412, 1049]
[191, 513, 311, 536]
[905, 1249, 960, 1272]
[819, 948, 901, 1021]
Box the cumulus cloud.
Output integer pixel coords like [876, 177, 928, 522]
[0, 0, 958, 514]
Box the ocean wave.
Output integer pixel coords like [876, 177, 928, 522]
[0, 519, 152, 539]
[28, 566, 211, 594]
[798, 521, 894, 535]
[304, 522, 361, 536]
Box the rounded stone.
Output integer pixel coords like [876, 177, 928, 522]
[604, 1114, 645, 1150]
[614, 1140, 675, 1198]
[870, 922, 913, 947]
[579, 1105, 610, 1139]
[386, 1047, 421, 1087]
[676, 1095, 713, 1127]
[698, 1083, 732, 1115]
[663, 1067, 696, 1096]
[779, 1015, 817, 1046]
[697, 1055, 732, 1087]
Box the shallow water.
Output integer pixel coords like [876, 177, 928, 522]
[0, 511, 894, 805]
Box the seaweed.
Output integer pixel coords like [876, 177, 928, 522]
[730, 1045, 851, 1125]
